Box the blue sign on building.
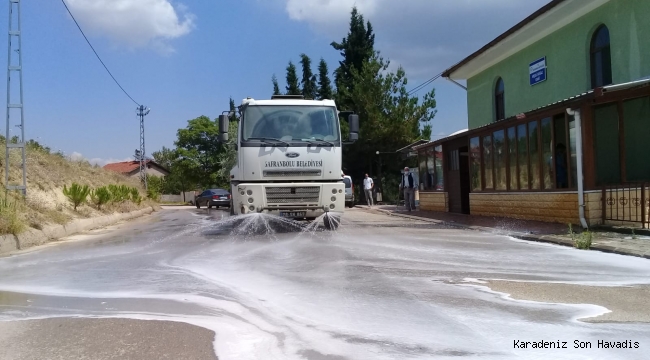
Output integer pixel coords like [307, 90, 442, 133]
[529, 57, 547, 86]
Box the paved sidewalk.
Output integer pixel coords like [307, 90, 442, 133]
[357, 205, 650, 260]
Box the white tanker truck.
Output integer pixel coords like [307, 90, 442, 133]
[217, 95, 359, 230]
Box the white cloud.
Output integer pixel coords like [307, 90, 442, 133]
[68, 151, 132, 166]
[65, 0, 195, 54]
[285, 0, 378, 23]
[282, 0, 549, 83]
[70, 151, 85, 161]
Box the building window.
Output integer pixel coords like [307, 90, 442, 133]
[493, 130, 507, 190]
[507, 127, 517, 190]
[483, 135, 493, 189]
[590, 25, 612, 89]
[448, 150, 459, 171]
[427, 148, 436, 190]
[418, 152, 428, 189]
[434, 146, 444, 190]
[470, 137, 482, 191]
[495, 77, 505, 121]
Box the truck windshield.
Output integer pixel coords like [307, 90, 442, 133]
[243, 105, 340, 143]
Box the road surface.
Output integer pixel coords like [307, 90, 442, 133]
[0, 207, 649, 360]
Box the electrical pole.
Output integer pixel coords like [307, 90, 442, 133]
[136, 105, 150, 191]
[5, 0, 26, 196]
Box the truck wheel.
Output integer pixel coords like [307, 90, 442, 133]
[323, 214, 340, 231]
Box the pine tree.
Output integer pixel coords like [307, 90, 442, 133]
[331, 6, 375, 107]
[285, 62, 301, 95]
[272, 74, 281, 95]
[317, 58, 333, 100]
[299, 54, 317, 99]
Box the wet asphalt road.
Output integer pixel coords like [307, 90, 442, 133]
[1, 207, 649, 360]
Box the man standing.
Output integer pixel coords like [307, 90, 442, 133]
[400, 167, 417, 211]
[363, 173, 374, 207]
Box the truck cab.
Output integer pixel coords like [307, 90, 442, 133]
[218, 95, 359, 230]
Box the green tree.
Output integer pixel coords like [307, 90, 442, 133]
[421, 122, 432, 141]
[285, 61, 301, 95]
[216, 98, 239, 187]
[331, 6, 375, 109]
[342, 53, 437, 185]
[299, 54, 317, 99]
[151, 146, 188, 194]
[90, 186, 111, 210]
[272, 74, 281, 96]
[317, 58, 333, 100]
[63, 183, 90, 211]
[174, 115, 223, 188]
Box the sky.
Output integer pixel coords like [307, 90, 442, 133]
[0, 0, 550, 166]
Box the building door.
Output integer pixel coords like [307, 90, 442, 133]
[446, 138, 469, 214]
[459, 146, 470, 214]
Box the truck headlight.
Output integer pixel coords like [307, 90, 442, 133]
[331, 196, 336, 202]
[248, 198, 254, 204]
[329, 204, 335, 209]
[332, 189, 337, 194]
[247, 189, 253, 196]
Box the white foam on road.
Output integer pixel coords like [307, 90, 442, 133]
[0, 209, 649, 359]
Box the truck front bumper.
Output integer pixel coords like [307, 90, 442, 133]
[231, 182, 345, 218]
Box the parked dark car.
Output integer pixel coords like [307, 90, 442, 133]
[195, 189, 231, 209]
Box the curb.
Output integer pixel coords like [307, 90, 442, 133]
[0, 207, 156, 255]
[363, 207, 650, 260]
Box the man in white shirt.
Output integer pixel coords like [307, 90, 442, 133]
[400, 167, 417, 211]
[363, 173, 374, 207]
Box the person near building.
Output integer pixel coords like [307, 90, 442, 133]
[363, 173, 374, 207]
[400, 166, 417, 211]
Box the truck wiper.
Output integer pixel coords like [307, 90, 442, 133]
[246, 137, 291, 147]
[305, 138, 336, 146]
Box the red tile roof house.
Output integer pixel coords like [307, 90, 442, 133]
[103, 160, 170, 178]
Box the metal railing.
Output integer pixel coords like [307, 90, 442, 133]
[602, 183, 648, 228]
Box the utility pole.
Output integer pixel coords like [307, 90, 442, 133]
[5, 0, 26, 196]
[136, 105, 150, 191]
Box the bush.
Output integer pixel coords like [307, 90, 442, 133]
[63, 183, 90, 211]
[569, 224, 592, 250]
[0, 197, 25, 235]
[90, 186, 112, 210]
[130, 187, 142, 205]
[108, 184, 131, 203]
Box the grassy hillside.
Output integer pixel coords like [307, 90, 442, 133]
[0, 140, 157, 235]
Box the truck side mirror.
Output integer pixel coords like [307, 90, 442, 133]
[218, 114, 229, 142]
[349, 114, 359, 141]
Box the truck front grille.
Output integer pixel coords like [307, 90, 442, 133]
[263, 170, 322, 177]
[265, 186, 320, 204]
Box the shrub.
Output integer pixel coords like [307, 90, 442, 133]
[90, 186, 112, 210]
[130, 187, 142, 205]
[63, 183, 90, 211]
[575, 231, 593, 250]
[0, 197, 25, 235]
[108, 184, 131, 203]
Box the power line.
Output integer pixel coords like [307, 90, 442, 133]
[60, 0, 140, 106]
[407, 71, 443, 96]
